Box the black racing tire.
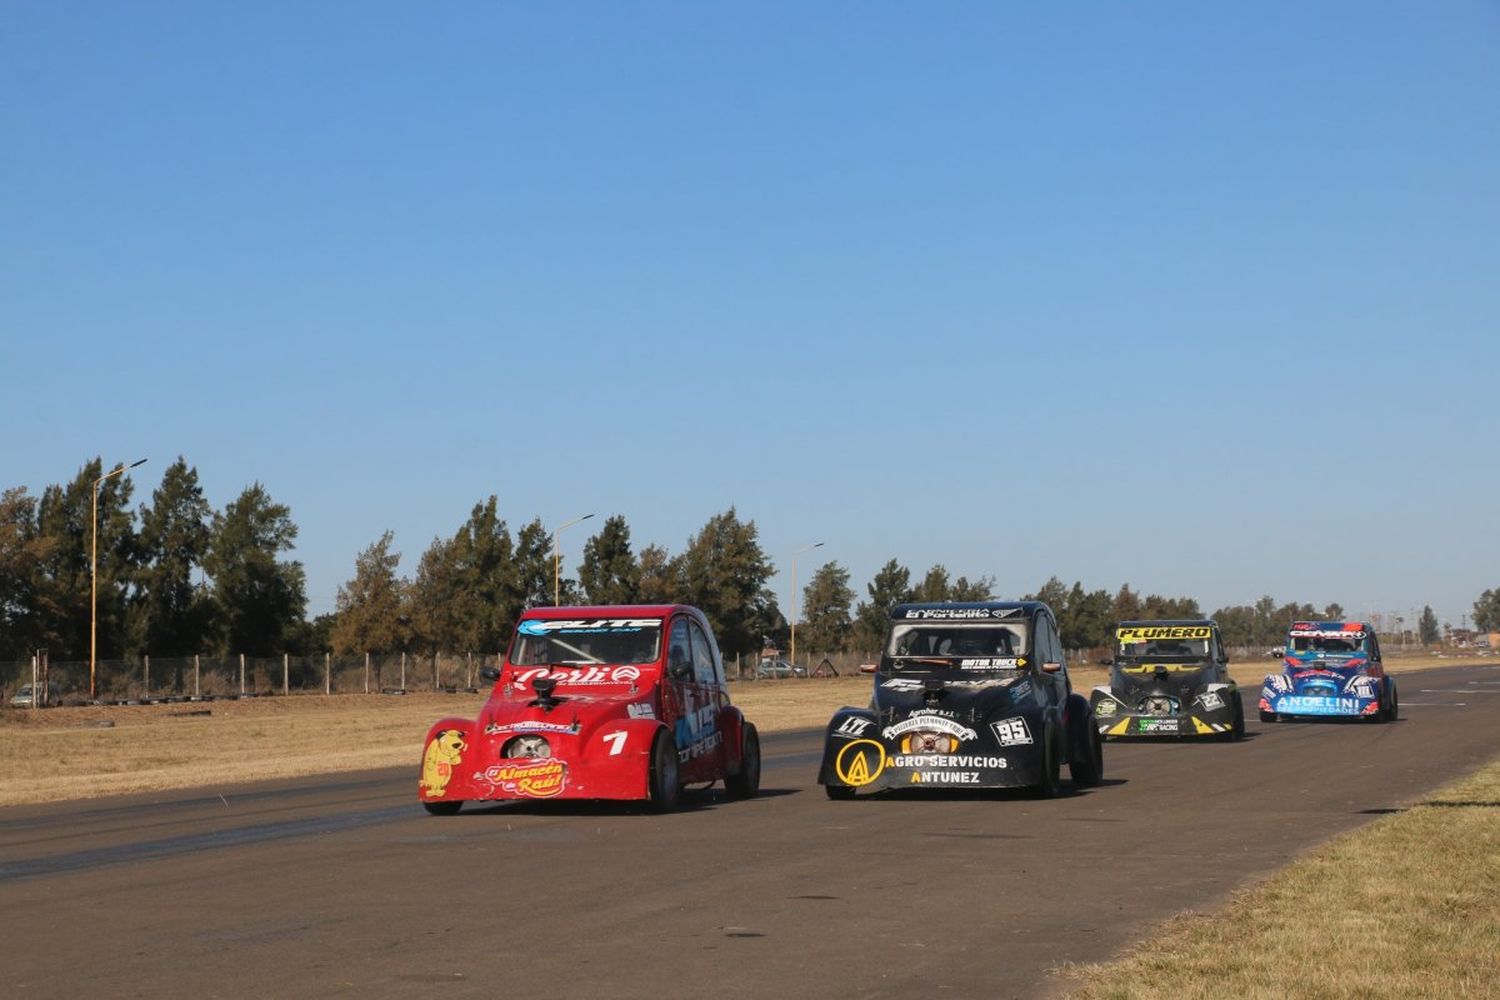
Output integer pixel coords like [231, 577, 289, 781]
[724, 723, 761, 800]
[1259, 710, 1278, 724]
[423, 801, 462, 816]
[1067, 699, 1104, 788]
[824, 784, 856, 800]
[1031, 721, 1063, 799]
[1384, 680, 1399, 722]
[1222, 695, 1245, 741]
[646, 729, 681, 813]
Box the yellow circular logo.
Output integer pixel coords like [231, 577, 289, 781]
[834, 739, 887, 787]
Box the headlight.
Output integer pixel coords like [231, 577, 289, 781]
[902, 732, 957, 754]
[503, 735, 551, 758]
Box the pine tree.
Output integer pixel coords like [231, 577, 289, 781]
[799, 561, 856, 654]
[579, 515, 639, 605]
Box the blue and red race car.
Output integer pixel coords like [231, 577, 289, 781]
[1259, 621, 1398, 723]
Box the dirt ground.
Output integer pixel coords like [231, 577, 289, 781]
[0, 653, 1486, 807]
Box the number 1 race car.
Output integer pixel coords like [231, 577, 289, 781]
[1088, 620, 1244, 739]
[818, 601, 1104, 799]
[418, 605, 761, 814]
[1260, 621, 1398, 723]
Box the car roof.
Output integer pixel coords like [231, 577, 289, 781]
[1116, 619, 1218, 629]
[520, 604, 695, 619]
[1288, 620, 1373, 632]
[888, 600, 1045, 621]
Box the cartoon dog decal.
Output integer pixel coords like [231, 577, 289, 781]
[420, 729, 466, 797]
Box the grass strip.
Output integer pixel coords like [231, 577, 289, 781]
[1059, 754, 1500, 999]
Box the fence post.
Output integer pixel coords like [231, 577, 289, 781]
[239, 653, 246, 695]
[283, 653, 289, 696]
[194, 654, 200, 698]
[143, 654, 150, 698]
[400, 651, 407, 691]
[467, 652, 472, 688]
[325, 652, 331, 695]
[433, 654, 439, 691]
[364, 652, 370, 694]
[30, 653, 37, 711]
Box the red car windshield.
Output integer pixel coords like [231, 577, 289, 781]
[509, 618, 663, 666]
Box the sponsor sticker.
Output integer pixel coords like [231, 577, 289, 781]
[959, 657, 1021, 669]
[903, 608, 1014, 619]
[518, 618, 659, 634]
[1093, 698, 1118, 717]
[1288, 628, 1367, 639]
[882, 715, 978, 741]
[1277, 695, 1363, 712]
[484, 720, 577, 735]
[835, 739, 887, 787]
[627, 702, 656, 719]
[892, 754, 1008, 768]
[990, 717, 1033, 747]
[1136, 718, 1179, 733]
[1117, 626, 1213, 643]
[478, 759, 567, 798]
[514, 666, 642, 687]
[910, 771, 980, 784]
[834, 716, 874, 738]
[881, 677, 925, 691]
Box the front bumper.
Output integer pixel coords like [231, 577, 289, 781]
[1260, 692, 1380, 718]
[1090, 688, 1237, 738]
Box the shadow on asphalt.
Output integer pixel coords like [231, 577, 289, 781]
[444, 786, 799, 818]
[1107, 733, 1262, 744]
[1263, 717, 1403, 726]
[1361, 800, 1500, 815]
[853, 779, 1128, 803]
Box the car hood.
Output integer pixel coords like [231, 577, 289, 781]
[479, 690, 656, 737]
[873, 671, 1037, 723]
[1110, 661, 1214, 699]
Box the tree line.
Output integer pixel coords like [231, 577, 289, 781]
[0, 458, 307, 661]
[4, 458, 1491, 663]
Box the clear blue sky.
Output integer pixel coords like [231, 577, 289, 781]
[4, 3, 1497, 629]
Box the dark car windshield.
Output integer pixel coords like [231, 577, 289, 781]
[509, 618, 663, 666]
[886, 623, 1028, 665]
[1289, 633, 1367, 655]
[1115, 627, 1212, 660]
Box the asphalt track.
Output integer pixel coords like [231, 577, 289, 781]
[3, 663, 1500, 1000]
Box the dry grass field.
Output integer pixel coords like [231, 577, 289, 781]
[0, 653, 1485, 808]
[1059, 754, 1500, 998]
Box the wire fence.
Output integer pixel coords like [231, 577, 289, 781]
[4, 642, 1475, 708]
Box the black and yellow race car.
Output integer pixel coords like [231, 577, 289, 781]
[1088, 620, 1244, 739]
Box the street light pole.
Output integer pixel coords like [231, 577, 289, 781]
[788, 541, 824, 667]
[91, 458, 147, 699]
[553, 513, 595, 606]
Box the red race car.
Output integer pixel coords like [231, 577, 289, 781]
[418, 604, 761, 814]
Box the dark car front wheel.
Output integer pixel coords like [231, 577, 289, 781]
[825, 784, 856, 800]
[423, 801, 462, 816]
[1066, 697, 1104, 787]
[1031, 721, 1063, 799]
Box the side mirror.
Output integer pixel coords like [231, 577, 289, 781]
[859, 663, 877, 674]
[1041, 661, 1062, 674]
[480, 666, 501, 681]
